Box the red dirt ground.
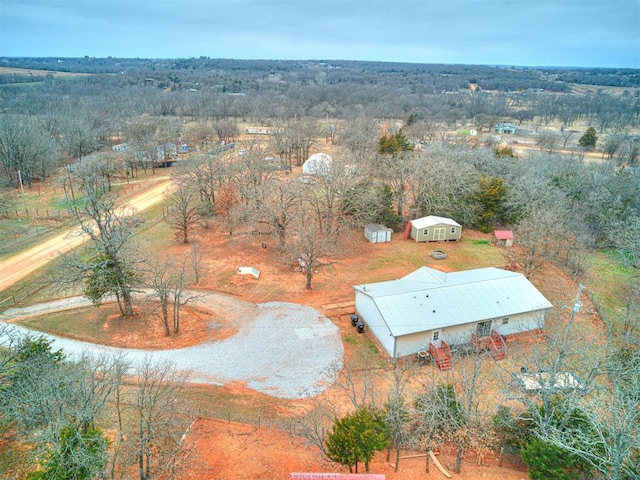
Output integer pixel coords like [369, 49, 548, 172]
[8, 214, 597, 479]
[151, 225, 595, 480]
[182, 418, 529, 480]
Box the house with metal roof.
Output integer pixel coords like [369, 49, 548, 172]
[404, 216, 462, 242]
[353, 267, 552, 367]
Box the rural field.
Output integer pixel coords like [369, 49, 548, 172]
[0, 167, 609, 479]
[0, 58, 638, 479]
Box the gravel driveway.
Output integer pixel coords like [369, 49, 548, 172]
[0, 292, 344, 399]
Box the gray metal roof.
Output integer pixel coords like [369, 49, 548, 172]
[410, 215, 461, 229]
[354, 267, 553, 337]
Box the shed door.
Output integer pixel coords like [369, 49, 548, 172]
[433, 227, 446, 240]
[476, 321, 492, 338]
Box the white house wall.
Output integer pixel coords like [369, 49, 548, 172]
[392, 310, 547, 358]
[493, 310, 547, 336]
[355, 293, 395, 356]
[395, 331, 434, 357]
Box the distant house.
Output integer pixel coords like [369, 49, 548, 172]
[494, 122, 516, 134]
[364, 224, 392, 243]
[208, 142, 235, 155]
[112, 143, 129, 153]
[155, 142, 177, 162]
[405, 216, 461, 242]
[353, 267, 552, 365]
[245, 127, 280, 135]
[490, 230, 514, 247]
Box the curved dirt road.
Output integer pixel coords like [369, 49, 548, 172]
[0, 179, 345, 398]
[0, 292, 344, 399]
[0, 179, 173, 293]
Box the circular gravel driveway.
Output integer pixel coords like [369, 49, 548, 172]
[0, 291, 344, 399]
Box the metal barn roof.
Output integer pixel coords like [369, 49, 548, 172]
[354, 267, 552, 337]
[493, 230, 514, 240]
[410, 215, 461, 229]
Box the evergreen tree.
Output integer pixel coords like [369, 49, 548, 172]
[377, 130, 413, 157]
[578, 127, 598, 150]
[522, 438, 584, 480]
[326, 405, 390, 473]
[473, 174, 512, 233]
[27, 426, 109, 480]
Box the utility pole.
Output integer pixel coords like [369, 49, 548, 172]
[17, 169, 27, 211]
[569, 284, 584, 325]
[66, 164, 78, 215]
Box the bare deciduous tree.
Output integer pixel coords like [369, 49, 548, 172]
[133, 357, 190, 480]
[0, 115, 58, 188]
[286, 217, 338, 290]
[385, 359, 419, 472]
[57, 161, 142, 317]
[165, 181, 199, 244]
[189, 239, 203, 284]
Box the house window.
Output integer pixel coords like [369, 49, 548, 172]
[502, 317, 509, 325]
[450, 227, 456, 234]
[432, 331, 440, 341]
[423, 228, 429, 236]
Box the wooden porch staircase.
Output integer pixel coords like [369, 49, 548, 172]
[429, 341, 453, 371]
[472, 330, 507, 360]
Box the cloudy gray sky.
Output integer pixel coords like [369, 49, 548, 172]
[1, 0, 638, 67]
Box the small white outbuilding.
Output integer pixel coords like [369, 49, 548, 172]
[364, 224, 393, 243]
[302, 153, 332, 177]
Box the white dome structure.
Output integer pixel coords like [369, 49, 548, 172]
[302, 153, 333, 177]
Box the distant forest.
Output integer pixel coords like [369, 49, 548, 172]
[1, 57, 638, 136]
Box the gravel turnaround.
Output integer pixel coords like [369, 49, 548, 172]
[0, 292, 344, 399]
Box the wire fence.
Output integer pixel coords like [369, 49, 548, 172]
[0, 283, 48, 309]
[1, 208, 73, 220]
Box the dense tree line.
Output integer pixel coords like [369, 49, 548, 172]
[0, 330, 192, 479]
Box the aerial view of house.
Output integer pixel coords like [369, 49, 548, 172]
[353, 266, 552, 364]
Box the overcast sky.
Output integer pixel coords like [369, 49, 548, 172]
[1, 0, 638, 68]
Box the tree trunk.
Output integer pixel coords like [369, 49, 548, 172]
[455, 447, 463, 473]
[305, 272, 313, 290]
[173, 295, 181, 334]
[138, 420, 145, 480]
[115, 291, 125, 316]
[122, 288, 134, 317]
[394, 448, 400, 472]
[277, 226, 286, 250]
[161, 298, 170, 336]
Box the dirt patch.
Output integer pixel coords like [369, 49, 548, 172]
[14, 302, 237, 350]
[100, 304, 237, 350]
[5, 218, 593, 479]
[184, 418, 528, 480]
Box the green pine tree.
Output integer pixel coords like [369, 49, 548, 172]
[326, 405, 390, 473]
[578, 127, 597, 150]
